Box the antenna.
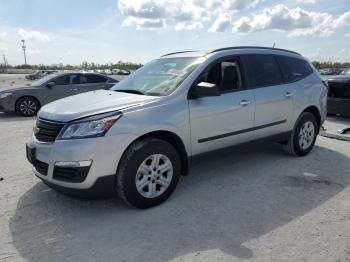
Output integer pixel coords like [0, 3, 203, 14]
[272, 43, 276, 48]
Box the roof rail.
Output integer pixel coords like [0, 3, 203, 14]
[161, 50, 199, 57]
[208, 46, 301, 56]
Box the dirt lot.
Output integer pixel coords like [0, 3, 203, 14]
[1, 73, 350, 262]
[0, 111, 349, 262]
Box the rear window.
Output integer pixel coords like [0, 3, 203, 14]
[276, 56, 313, 83]
[243, 55, 283, 88]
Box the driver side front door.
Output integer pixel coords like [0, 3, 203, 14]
[188, 57, 255, 155]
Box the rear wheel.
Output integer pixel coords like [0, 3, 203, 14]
[16, 97, 40, 117]
[116, 138, 181, 208]
[284, 112, 318, 156]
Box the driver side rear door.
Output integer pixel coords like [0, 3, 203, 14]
[77, 74, 110, 94]
[43, 74, 79, 104]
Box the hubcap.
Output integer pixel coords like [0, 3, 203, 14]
[298, 121, 315, 150]
[135, 154, 173, 198]
[20, 100, 37, 116]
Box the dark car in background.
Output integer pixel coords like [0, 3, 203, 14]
[0, 72, 118, 116]
[320, 68, 345, 75]
[25, 70, 57, 80]
[112, 69, 131, 75]
[327, 66, 350, 116]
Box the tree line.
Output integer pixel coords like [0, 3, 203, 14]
[0, 61, 143, 71]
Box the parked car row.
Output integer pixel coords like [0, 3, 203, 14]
[24, 69, 131, 82]
[319, 68, 346, 75]
[25, 70, 57, 80]
[24, 46, 327, 208]
[84, 69, 131, 76]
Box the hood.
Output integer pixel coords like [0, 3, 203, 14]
[327, 75, 350, 82]
[38, 90, 158, 122]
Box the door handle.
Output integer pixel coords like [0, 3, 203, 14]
[70, 88, 78, 91]
[285, 92, 293, 98]
[239, 100, 251, 106]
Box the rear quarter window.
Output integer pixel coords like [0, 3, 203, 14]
[276, 56, 313, 83]
[242, 55, 284, 88]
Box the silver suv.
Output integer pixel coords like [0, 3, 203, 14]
[26, 47, 327, 208]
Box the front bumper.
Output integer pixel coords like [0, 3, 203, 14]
[0, 97, 15, 112]
[327, 97, 350, 116]
[27, 132, 137, 193]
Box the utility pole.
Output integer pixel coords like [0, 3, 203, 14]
[2, 54, 7, 67]
[21, 39, 27, 65]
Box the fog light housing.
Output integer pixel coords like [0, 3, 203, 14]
[55, 160, 92, 168]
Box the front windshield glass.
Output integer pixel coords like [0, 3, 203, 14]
[30, 74, 57, 86]
[111, 57, 204, 96]
[342, 67, 350, 75]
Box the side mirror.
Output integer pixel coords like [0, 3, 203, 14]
[189, 82, 221, 99]
[46, 81, 55, 88]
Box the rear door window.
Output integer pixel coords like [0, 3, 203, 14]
[80, 74, 107, 84]
[242, 55, 283, 88]
[276, 56, 313, 83]
[53, 74, 79, 85]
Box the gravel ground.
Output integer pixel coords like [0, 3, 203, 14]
[0, 112, 350, 262]
[0, 74, 32, 88]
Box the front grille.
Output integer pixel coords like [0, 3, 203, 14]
[34, 160, 49, 175]
[53, 166, 90, 183]
[328, 81, 350, 99]
[35, 119, 65, 143]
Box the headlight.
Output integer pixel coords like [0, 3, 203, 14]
[58, 111, 122, 140]
[0, 92, 12, 99]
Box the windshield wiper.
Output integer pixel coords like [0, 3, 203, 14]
[115, 89, 145, 95]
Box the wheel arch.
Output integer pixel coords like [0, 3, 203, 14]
[15, 95, 42, 112]
[301, 105, 321, 132]
[124, 130, 189, 176]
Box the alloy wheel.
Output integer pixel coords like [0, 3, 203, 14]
[298, 121, 315, 150]
[19, 99, 37, 116]
[135, 154, 173, 198]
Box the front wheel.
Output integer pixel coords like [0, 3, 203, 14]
[116, 138, 181, 208]
[16, 97, 40, 117]
[284, 112, 318, 156]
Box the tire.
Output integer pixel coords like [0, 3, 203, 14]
[284, 112, 318, 157]
[16, 97, 40, 117]
[116, 138, 181, 209]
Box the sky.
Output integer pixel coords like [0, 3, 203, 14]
[0, 0, 349, 65]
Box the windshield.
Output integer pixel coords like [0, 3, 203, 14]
[30, 74, 58, 86]
[342, 67, 350, 75]
[111, 57, 204, 96]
